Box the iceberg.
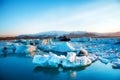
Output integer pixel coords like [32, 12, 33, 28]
[48, 53, 62, 67]
[38, 44, 54, 51]
[116, 53, 120, 58]
[15, 44, 36, 54]
[112, 59, 120, 68]
[0, 44, 16, 54]
[66, 52, 76, 62]
[77, 48, 89, 56]
[62, 54, 92, 68]
[33, 52, 65, 67]
[39, 42, 76, 52]
[112, 62, 120, 68]
[98, 57, 109, 64]
[33, 52, 97, 68]
[33, 54, 49, 67]
[51, 42, 75, 52]
[88, 54, 98, 62]
[103, 54, 117, 59]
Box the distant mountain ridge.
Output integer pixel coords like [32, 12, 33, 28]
[0, 31, 120, 40]
[16, 31, 120, 39]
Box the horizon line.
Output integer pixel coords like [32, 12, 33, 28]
[0, 30, 120, 37]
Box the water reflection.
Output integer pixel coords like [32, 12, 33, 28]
[33, 66, 59, 76]
[33, 64, 90, 78]
[0, 53, 8, 57]
[67, 70, 77, 79]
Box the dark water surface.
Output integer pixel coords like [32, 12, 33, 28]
[0, 56, 120, 80]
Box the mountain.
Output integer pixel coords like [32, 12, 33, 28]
[17, 31, 120, 38]
[0, 31, 120, 40]
[16, 31, 102, 39]
[16, 31, 70, 39]
[103, 32, 120, 37]
[34, 31, 70, 36]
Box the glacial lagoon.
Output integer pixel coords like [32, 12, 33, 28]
[0, 55, 120, 80]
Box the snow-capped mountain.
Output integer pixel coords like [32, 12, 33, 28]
[0, 31, 120, 40]
[16, 31, 120, 39]
[16, 31, 102, 38]
[34, 31, 70, 36]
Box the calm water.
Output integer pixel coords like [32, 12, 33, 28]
[0, 56, 120, 80]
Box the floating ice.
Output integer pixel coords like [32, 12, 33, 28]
[33, 54, 49, 67]
[98, 57, 109, 64]
[62, 54, 92, 68]
[77, 48, 89, 56]
[39, 42, 76, 52]
[112, 59, 120, 68]
[0, 43, 16, 54]
[33, 52, 65, 67]
[103, 54, 117, 59]
[33, 52, 97, 68]
[51, 42, 75, 52]
[66, 52, 76, 62]
[88, 54, 98, 62]
[15, 44, 36, 54]
[48, 53, 62, 67]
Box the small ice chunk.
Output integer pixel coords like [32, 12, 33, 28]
[98, 57, 109, 64]
[103, 54, 117, 59]
[88, 54, 98, 62]
[112, 59, 120, 68]
[15, 45, 36, 54]
[77, 49, 88, 56]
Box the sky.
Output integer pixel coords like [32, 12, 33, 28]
[0, 0, 120, 37]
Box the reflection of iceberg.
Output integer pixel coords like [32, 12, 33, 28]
[33, 66, 59, 76]
[38, 42, 76, 52]
[33, 65, 88, 78]
[67, 70, 77, 80]
[33, 52, 97, 68]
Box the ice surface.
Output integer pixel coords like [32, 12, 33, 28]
[33, 52, 97, 68]
[98, 57, 109, 64]
[33, 54, 49, 67]
[112, 59, 120, 68]
[52, 42, 75, 52]
[88, 54, 98, 62]
[39, 42, 76, 52]
[66, 52, 76, 62]
[33, 52, 65, 67]
[77, 48, 89, 56]
[15, 44, 36, 54]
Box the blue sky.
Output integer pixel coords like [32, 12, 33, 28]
[0, 0, 120, 37]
